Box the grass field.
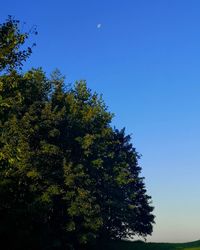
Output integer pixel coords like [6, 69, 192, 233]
[95, 240, 200, 250]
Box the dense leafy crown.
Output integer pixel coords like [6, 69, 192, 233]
[0, 17, 154, 250]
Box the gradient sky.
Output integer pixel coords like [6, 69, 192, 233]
[1, 0, 200, 243]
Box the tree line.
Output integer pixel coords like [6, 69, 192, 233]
[0, 17, 154, 250]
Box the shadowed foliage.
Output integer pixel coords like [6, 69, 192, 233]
[88, 240, 200, 250]
[0, 17, 154, 250]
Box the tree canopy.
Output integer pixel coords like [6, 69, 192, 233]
[0, 17, 154, 250]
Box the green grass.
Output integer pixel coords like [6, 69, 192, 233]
[93, 240, 200, 250]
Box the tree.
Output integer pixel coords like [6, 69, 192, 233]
[0, 18, 154, 250]
[0, 16, 36, 73]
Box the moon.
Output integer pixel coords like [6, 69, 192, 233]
[97, 23, 102, 29]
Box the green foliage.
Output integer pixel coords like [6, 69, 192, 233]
[0, 16, 37, 72]
[0, 18, 154, 250]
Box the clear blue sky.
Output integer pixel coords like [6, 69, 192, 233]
[1, 0, 200, 243]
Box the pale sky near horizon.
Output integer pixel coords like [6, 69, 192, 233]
[1, 0, 200, 243]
